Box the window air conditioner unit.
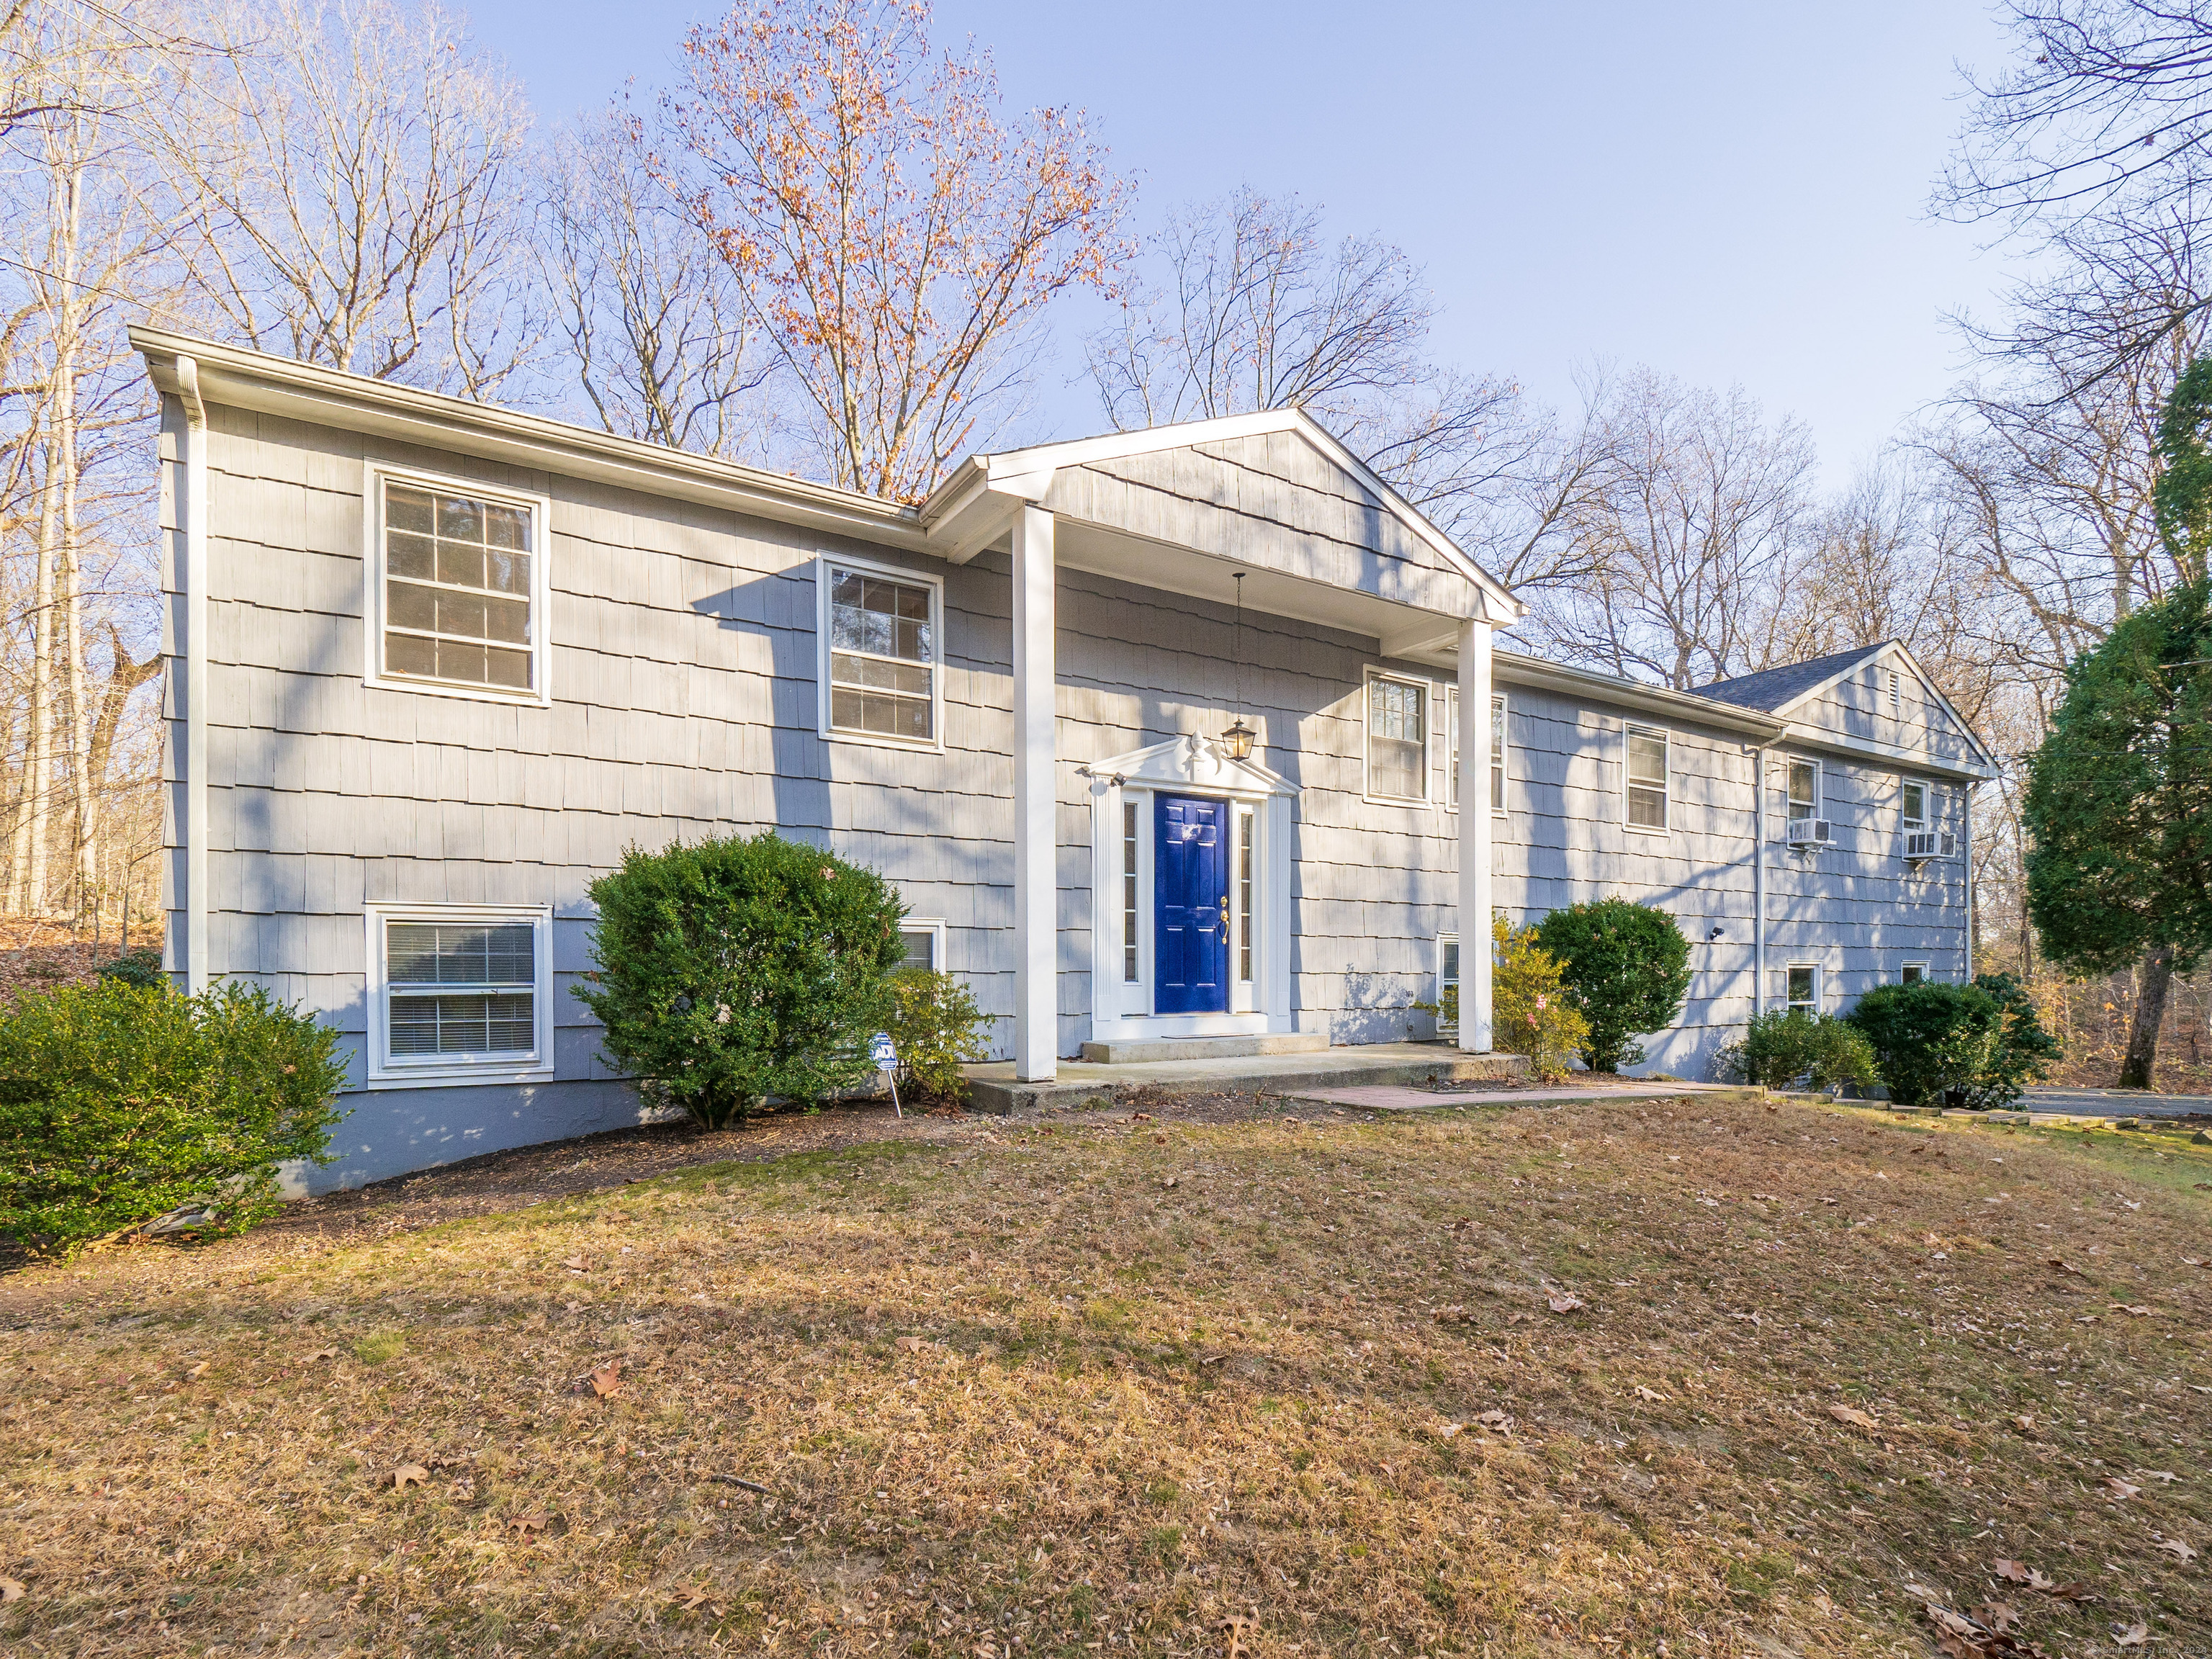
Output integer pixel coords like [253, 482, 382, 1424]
[1785, 817, 1831, 848]
[1904, 830, 1956, 861]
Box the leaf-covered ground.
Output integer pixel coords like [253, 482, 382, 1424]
[1, 1094, 2208, 1658]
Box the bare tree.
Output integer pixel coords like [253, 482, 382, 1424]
[1528, 369, 1816, 690]
[660, 0, 1130, 501]
[153, 0, 539, 396]
[1088, 187, 1618, 596]
[539, 108, 774, 459]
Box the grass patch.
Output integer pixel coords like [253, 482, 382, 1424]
[0, 1097, 2206, 1657]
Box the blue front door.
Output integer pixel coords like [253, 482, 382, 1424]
[1155, 794, 1229, 1014]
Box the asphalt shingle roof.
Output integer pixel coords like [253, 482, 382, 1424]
[1693, 644, 1889, 713]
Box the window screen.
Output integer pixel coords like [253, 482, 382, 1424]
[382, 483, 534, 691]
[1367, 678, 1426, 800]
[1626, 726, 1668, 829]
[387, 921, 536, 1058]
[1901, 780, 1927, 828]
[1787, 760, 1818, 821]
[827, 567, 935, 739]
[1786, 966, 1817, 1010]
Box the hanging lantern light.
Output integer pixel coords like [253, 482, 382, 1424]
[1221, 572, 1256, 760]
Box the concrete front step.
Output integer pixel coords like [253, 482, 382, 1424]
[1077, 1033, 1329, 1064]
[963, 1041, 1529, 1115]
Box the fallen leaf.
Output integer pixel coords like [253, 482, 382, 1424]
[590, 1362, 622, 1398]
[305, 1346, 340, 1363]
[2011, 1415, 2036, 1432]
[2155, 1537, 2196, 1562]
[1829, 1403, 1879, 1429]
[1473, 1409, 1512, 1431]
[392, 1464, 429, 1492]
[1991, 1560, 2031, 1584]
[1979, 1601, 2021, 1635]
[2046, 1258, 2086, 1276]
[2043, 1581, 2097, 1602]
[1436, 1421, 1462, 1438]
[508, 1510, 545, 1537]
[2112, 1303, 2152, 1316]
[563, 1256, 585, 1272]
[2108, 1476, 2143, 1500]
[185, 1362, 210, 1379]
[1923, 1602, 1980, 1641]
[1633, 1385, 1668, 1402]
[2140, 1470, 2180, 1483]
[1546, 1293, 1587, 1313]
[1159, 1174, 1179, 1188]
[0, 1577, 23, 1602]
[2114, 1622, 2151, 1648]
[895, 1335, 930, 1353]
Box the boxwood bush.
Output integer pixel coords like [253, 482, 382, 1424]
[576, 832, 908, 1127]
[0, 979, 346, 1256]
[1845, 974, 2059, 1108]
[1533, 897, 1692, 1072]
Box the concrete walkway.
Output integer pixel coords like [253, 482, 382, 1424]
[963, 1042, 1525, 1113]
[1276, 1079, 1767, 1113]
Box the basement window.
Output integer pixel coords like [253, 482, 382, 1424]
[367, 905, 552, 1087]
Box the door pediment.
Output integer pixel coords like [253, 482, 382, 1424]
[1087, 733, 1297, 799]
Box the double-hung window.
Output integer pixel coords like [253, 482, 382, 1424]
[1786, 759, 1819, 822]
[1786, 964, 1818, 1012]
[1491, 694, 1506, 813]
[820, 557, 941, 745]
[1367, 673, 1428, 801]
[367, 905, 551, 1086]
[370, 470, 549, 701]
[1901, 778, 1928, 833]
[1625, 724, 1669, 830]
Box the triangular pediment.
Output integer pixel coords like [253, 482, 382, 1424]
[1086, 734, 1297, 798]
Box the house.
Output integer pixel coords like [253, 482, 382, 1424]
[132, 329, 1995, 1190]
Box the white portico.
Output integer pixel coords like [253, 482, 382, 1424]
[920, 408, 1521, 1081]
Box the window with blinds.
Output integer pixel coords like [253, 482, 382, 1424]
[382, 918, 539, 1066]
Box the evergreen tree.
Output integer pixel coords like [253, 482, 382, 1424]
[2024, 367, 2212, 1086]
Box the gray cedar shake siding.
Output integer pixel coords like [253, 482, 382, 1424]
[142, 331, 1988, 1191]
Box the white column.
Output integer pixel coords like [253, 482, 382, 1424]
[1457, 618, 1493, 1053]
[1012, 504, 1057, 1081]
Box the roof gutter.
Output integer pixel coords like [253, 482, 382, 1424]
[1493, 649, 1787, 741]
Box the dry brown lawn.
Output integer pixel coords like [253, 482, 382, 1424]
[1, 1093, 2208, 1659]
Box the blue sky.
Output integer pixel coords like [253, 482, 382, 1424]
[467, 0, 2024, 485]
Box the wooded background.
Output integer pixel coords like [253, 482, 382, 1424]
[0, 0, 2197, 1080]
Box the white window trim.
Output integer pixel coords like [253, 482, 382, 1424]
[1784, 754, 1822, 820]
[1784, 961, 1820, 1012]
[361, 462, 554, 708]
[1362, 667, 1432, 807]
[1436, 930, 1460, 1034]
[814, 551, 947, 753]
[1443, 688, 1511, 818]
[364, 902, 555, 1089]
[1900, 775, 1930, 832]
[1900, 960, 1930, 984]
[899, 915, 948, 974]
[1623, 721, 1671, 835]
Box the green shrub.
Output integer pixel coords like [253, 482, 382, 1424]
[1717, 1009, 1878, 1092]
[1532, 897, 1692, 1072]
[886, 968, 992, 1103]
[0, 979, 346, 1256]
[1960, 972, 2062, 1110]
[96, 945, 165, 988]
[1846, 975, 2061, 1110]
[575, 832, 907, 1128]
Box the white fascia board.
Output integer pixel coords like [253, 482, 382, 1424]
[1777, 719, 1995, 783]
[130, 326, 932, 552]
[1493, 649, 1786, 741]
[948, 405, 1524, 624]
[1755, 639, 2000, 775]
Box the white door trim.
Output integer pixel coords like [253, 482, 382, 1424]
[1084, 733, 1297, 1046]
